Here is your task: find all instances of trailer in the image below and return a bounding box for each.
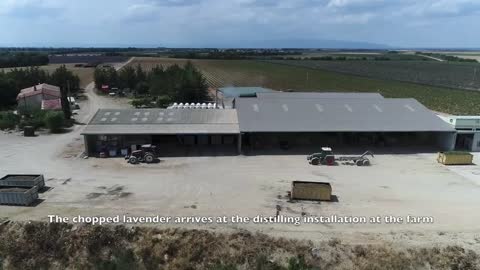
[337,151,374,166]
[0,186,39,206]
[308,148,374,166]
[0,174,45,189]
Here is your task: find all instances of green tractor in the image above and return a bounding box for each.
[307,147,335,166]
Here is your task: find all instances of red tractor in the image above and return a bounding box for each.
[126,144,158,164]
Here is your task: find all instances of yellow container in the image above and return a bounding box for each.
[291,181,332,201]
[437,152,473,165]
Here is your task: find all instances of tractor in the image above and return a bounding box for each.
[307,147,335,165]
[126,144,158,164]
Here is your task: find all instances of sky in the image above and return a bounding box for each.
[0,0,479,48]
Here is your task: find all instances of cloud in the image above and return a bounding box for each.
[0,0,479,48]
[399,0,480,18]
[0,0,64,16]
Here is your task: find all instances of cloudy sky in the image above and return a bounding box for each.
[0,0,479,48]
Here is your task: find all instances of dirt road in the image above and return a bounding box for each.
[417,54,445,62]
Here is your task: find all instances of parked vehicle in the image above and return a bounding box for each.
[307,147,335,165]
[125,144,158,164]
[308,148,374,166]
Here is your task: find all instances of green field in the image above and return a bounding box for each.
[129,57,480,115]
[266,60,480,91]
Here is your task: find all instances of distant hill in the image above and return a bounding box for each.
[239,39,390,49]
[176,39,390,49]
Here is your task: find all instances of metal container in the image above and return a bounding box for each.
[0,186,39,206]
[291,181,332,201]
[24,126,35,137]
[437,152,473,165]
[0,174,45,189]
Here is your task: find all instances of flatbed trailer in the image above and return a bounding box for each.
[336,151,374,166]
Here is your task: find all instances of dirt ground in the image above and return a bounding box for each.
[1,125,480,252]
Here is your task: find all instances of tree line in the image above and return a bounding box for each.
[94,61,209,107]
[170,50,302,60]
[0,66,80,109]
[0,52,49,68]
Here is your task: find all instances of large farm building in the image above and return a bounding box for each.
[81,91,458,157]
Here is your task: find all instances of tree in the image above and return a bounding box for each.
[177,61,209,102]
[0,111,19,129]
[156,95,173,108]
[60,85,71,120]
[48,65,74,120]
[118,66,137,90]
[94,67,118,89]
[135,64,146,83]
[49,65,80,93]
[0,73,16,109]
[44,111,65,133]
[94,68,107,89]
[134,81,149,96]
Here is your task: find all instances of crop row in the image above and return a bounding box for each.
[266,60,480,91]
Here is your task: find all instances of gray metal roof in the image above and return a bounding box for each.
[256,92,384,99]
[219,87,274,97]
[236,98,456,133]
[82,109,239,135]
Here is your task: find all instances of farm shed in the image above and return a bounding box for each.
[81,92,458,157]
[235,96,457,151]
[81,109,241,157]
[438,115,480,152]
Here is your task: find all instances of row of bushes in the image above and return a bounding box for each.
[0,110,66,133]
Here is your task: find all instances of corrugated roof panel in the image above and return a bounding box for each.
[219,87,274,97]
[256,92,384,99]
[83,109,240,135]
[236,98,455,132]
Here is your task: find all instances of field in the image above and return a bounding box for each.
[127,57,480,115]
[48,55,129,64]
[289,52,431,61]
[0,64,95,88]
[267,60,480,91]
